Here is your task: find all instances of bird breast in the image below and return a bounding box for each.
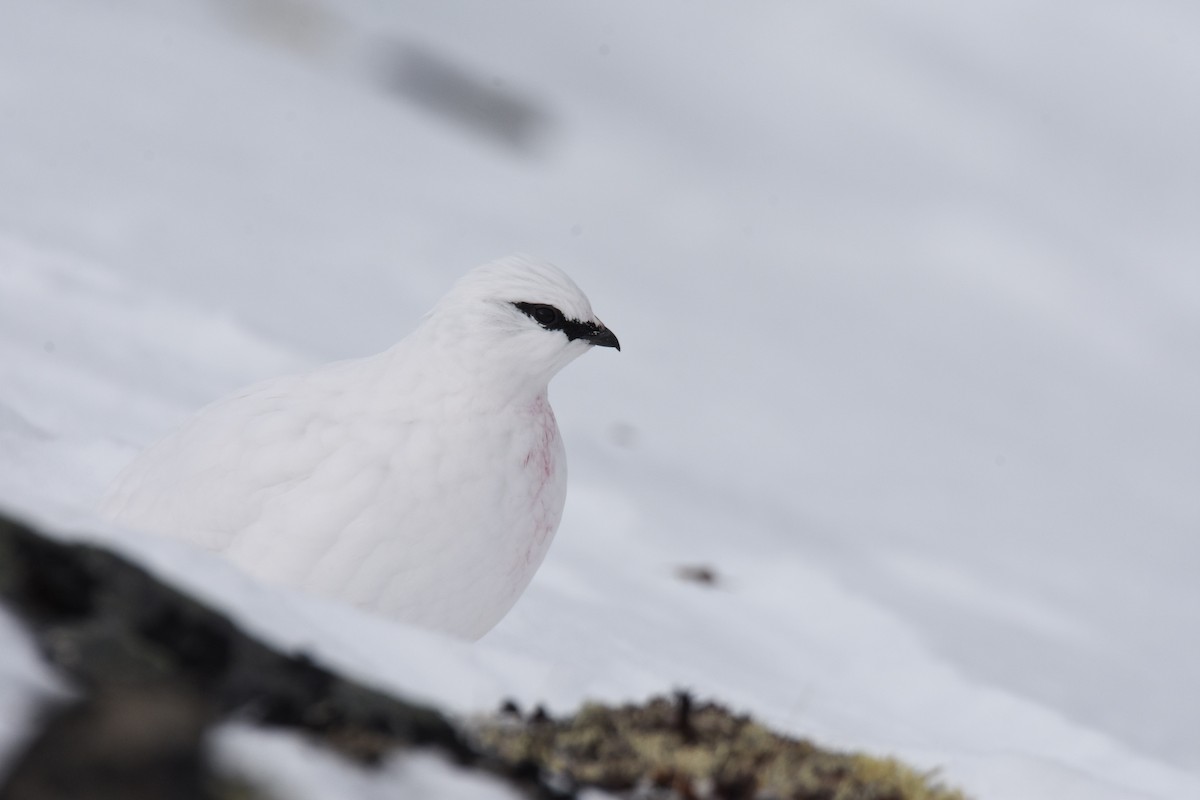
[218,388,569,640]
[520,392,567,567]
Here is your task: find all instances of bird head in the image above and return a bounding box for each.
[420,255,619,390]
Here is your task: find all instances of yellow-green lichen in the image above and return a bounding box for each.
[474,694,969,800]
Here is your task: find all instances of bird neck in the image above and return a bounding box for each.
[384,329,554,413]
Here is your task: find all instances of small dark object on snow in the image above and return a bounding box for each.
[673,689,697,745]
[374,39,555,156]
[675,564,720,587]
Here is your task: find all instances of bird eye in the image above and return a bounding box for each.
[513,301,567,330]
[533,306,561,326]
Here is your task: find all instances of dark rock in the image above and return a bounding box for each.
[0,513,468,757]
[0,684,214,800]
[0,511,553,798]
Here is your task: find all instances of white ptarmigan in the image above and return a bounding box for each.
[100,255,619,640]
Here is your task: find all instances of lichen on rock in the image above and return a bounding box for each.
[474,693,968,800]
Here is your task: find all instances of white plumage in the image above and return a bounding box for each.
[101,256,619,639]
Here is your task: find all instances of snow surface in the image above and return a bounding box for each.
[214,724,525,800]
[1,1,1199,798]
[0,609,68,779]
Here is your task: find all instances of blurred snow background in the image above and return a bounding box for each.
[1,1,1198,797]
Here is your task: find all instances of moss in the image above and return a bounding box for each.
[474,693,969,800]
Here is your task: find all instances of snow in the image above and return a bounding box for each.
[213,724,525,800]
[0,610,69,780]
[2,1,1199,798]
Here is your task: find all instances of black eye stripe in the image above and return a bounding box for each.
[513,302,565,330]
[512,301,605,343]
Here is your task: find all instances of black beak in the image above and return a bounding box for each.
[560,317,621,350]
[589,325,620,351]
